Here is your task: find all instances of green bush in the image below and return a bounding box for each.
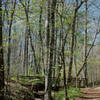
[68,87,82,99]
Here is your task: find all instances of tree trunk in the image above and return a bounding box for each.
[23,25,29,75]
[84,0,88,86]
[0,0,4,99]
[39,5,45,74]
[44,0,56,100]
[7,0,16,82]
[74,36,78,88]
[20,0,38,75]
[77,28,100,77]
[60,4,69,99]
[68,7,77,83]
[68,0,84,83]
[61,45,69,100]
[44,0,51,97]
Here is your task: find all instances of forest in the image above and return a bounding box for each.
[0,0,100,100]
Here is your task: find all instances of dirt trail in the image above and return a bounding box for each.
[74,87,100,100]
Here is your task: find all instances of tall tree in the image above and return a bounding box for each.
[61,32,69,100]
[21,0,30,75]
[45,0,56,100]
[68,0,77,83]
[84,0,88,86]
[68,0,84,83]
[7,0,16,81]
[20,0,38,75]
[0,0,4,99]
[44,0,51,99]
[77,19,100,77]
[19,0,29,75]
[60,1,69,99]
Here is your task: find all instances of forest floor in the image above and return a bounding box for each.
[73,87,100,100]
[8,78,100,100]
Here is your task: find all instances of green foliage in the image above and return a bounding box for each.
[11,77,17,81]
[19,78,44,84]
[54,90,65,100]
[54,87,82,100]
[28,66,34,75]
[68,87,82,99]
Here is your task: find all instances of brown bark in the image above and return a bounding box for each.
[59,2,69,98]
[39,5,44,74]
[61,11,69,100]
[20,0,38,75]
[84,0,88,86]
[22,6,29,76]
[44,1,51,98]
[7,0,16,81]
[45,0,56,100]
[74,35,78,88]
[29,31,38,74]
[46,0,50,72]
[61,41,69,100]
[68,0,84,83]
[68,5,77,83]
[0,0,4,99]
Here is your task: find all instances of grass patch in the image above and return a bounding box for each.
[68,87,82,99]
[54,87,82,100]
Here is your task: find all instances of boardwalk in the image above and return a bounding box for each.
[74,87,100,100]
